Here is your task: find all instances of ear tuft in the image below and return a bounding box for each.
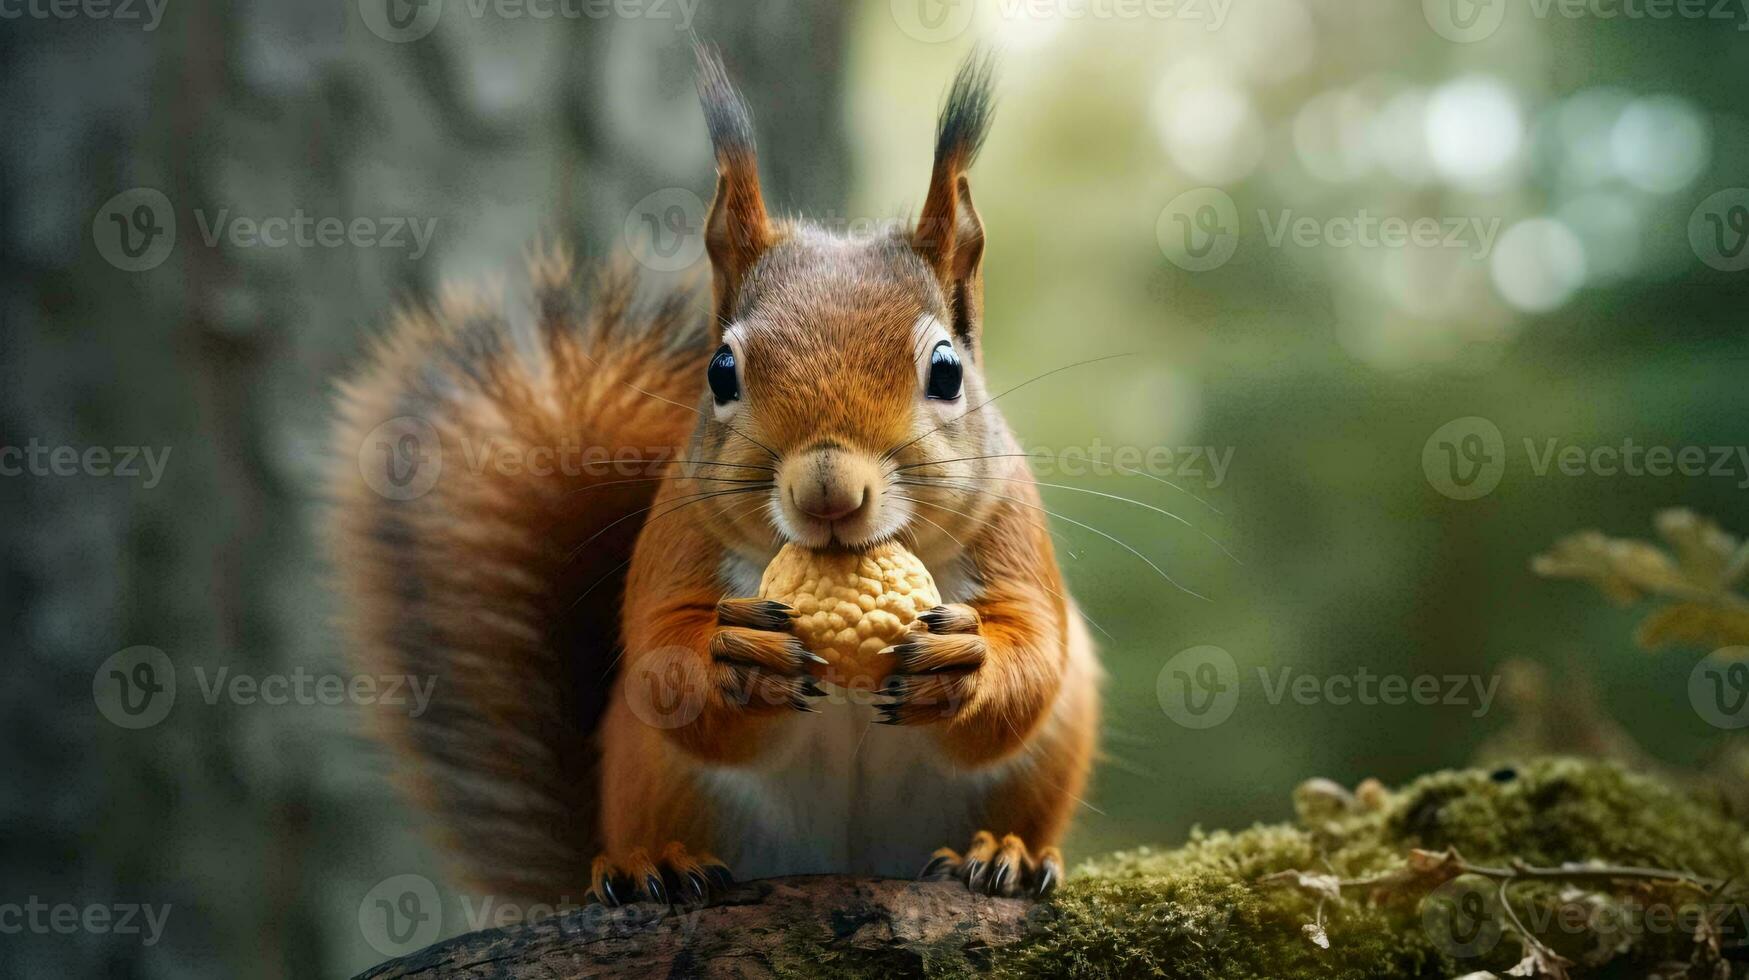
[694,42,758,174]
[694,42,773,327]
[932,48,998,178]
[914,50,997,346]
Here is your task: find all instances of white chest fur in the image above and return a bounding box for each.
[705,551,992,879]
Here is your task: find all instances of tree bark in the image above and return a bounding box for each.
[358,876,1038,980]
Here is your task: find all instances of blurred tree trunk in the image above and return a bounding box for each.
[0,2,849,977]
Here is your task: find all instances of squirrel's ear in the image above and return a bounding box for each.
[695,44,773,329]
[913,51,995,347]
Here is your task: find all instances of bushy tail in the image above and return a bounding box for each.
[326,245,707,902]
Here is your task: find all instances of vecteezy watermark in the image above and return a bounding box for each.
[1156,646,1500,729]
[91,647,177,730]
[358,416,444,502]
[622,189,909,273]
[1422,417,1749,501]
[356,414,699,502]
[1422,417,1507,501]
[357,0,698,44]
[1424,874,1749,959]
[1689,188,1749,272]
[358,874,442,957]
[1691,648,1749,730]
[1257,210,1500,261]
[0,440,171,488]
[94,189,437,271]
[1157,188,1501,273]
[1156,646,1242,728]
[92,188,176,272]
[92,646,438,729]
[1023,442,1234,487]
[624,188,706,273]
[1257,666,1500,717]
[0,0,168,31]
[1425,0,1749,43]
[191,208,436,260]
[890,0,1229,42]
[0,898,172,947]
[358,873,711,958]
[1422,877,1505,957]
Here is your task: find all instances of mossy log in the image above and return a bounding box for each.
[360,759,1749,979]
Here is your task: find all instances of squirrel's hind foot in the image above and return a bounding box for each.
[588,843,733,907]
[920,831,1062,898]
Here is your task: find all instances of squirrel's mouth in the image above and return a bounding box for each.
[778,503,887,552]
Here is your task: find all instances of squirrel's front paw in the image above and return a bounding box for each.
[876,603,986,726]
[710,598,827,713]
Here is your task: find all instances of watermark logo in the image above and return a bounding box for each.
[1158,654,1501,729]
[191,208,436,260]
[1,440,172,487]
[359,874,442,957]
[1156,645,1240,729]
[359,416,444,502]
[1259,210,1500,260]
[622,647,710,730]
[0,898,172,947]
[1157,187,1239,273]
[358,0,443,41]
[359,0,699,44]
[1426,417,1749,500]
[0,0,168,31]
[93,646,176,730]
[93,188,175,272]
[1422,417,1506,501]
[890,0,976,42]
[1422,876,1504,958]
[1162,195,1501,273]
[96,192,437,270]
[94,650,436,729]
[1023,441,1233,487]
[624,188,706,273]
[1689,188,1749,272]
[1690,648,1749,730]
[1423,0,1508,42]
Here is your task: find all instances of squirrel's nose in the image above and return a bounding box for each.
[793,482,866,522]
[782,445,880,528]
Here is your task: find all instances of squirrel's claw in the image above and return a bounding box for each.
[716,597,795,632]
[919,832,1062,899]
[709,617,825,714]
[875,616,986,725]
[588,843,733,908]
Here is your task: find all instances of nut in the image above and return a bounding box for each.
[758,541,941,689]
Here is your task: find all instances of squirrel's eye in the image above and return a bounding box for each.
[925,340,962,400]
[708,344,739,404]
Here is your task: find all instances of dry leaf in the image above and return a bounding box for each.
[1635,603,1749,650]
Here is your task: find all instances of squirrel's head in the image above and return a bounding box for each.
[687,47,1013,563]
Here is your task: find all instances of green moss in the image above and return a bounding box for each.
[985,758,1749,979]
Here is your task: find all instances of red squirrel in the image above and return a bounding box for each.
[328,46,1100,907]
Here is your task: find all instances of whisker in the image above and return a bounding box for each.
[882,351,1134,462]
[909,474,1239,566]
[657,457,777,473]
[564,474,770,497]
[565,484,771,564]
[892,492,1114,641]
[566,345,780,462]
[567,484,772,620]
[896,479,1208,602]
[895,452,1224,517]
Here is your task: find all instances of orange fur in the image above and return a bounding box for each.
[328,48,1100,905]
